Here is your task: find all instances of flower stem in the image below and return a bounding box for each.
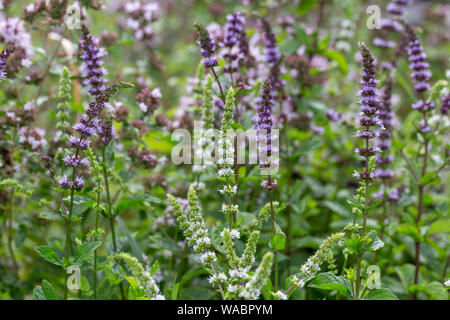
[7,191,18,276]
[102,146,125,300]
[269,177,278,291]
[355,135,370,299]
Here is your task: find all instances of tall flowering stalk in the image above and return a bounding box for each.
[114,253,165,300]
[284,232,345,298]
[353,43,381,299]
[262,21,283,94]
[256,79,279,289]
[167,189,225,298]
[194,22,225,101]
[217,88,238,227]
[59,24,131,299]
[79,25,107,97]
[222,12,245,83]
[398,19,436,299]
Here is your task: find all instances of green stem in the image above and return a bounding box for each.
[355,135,370,299]
[7,191,18,276]
[102,146,125,300]
[269,179,278,291]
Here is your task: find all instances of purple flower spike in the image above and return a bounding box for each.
[194,22,218,68]
[223,12,245,74]
[400,21,431,94]
[99,118,114,145]
[79,25,107,97]
[354,43,381,181]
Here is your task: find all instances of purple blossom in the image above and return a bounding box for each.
[402,22,431,93]
[194,22,218,68]
[69,135,90,150]
[440,94,449,115]
[375,75,394,171]
[59,176,73,189]
[326,109,341,122]
[354,43,381,181]
[64,154,89,168]
[98,118,114,145]
[262,21,283,91]
[0,46,16,78]
[74,176,85,190]
[387,0,409,16]
[79,25,107,97]
[223,12,245,48]
[222,12,245,74]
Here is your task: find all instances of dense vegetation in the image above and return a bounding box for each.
[0,0,448,300]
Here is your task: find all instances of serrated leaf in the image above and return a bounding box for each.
[427,220,450,235]
[366,230,384,251]
[397,224,423,242]
[309,272,352,297]
[72,241,101,265]
[34,246,63,266]
[364,288,398,300]
[271,233,286,251]
[419,172,440,186]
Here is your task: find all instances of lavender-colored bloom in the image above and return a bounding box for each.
[262,21,283,91]
[64,154,89,168]
[74,176,85,190]
[401,22,431,94]
[223,12,245,74]
[73,121,96,137]
[0,46,16,78]
[59,176,73,189]
[194,22,218,68]
[326,109,340,122]
[354,43,381,181]
[79,25,107,96]
[375,75,394,175]
[69,135,90,150]
[412,100,434,112]
[98,118,114,145]
[223,12,245,48]
[256,80,278,191]
[387,0,409,16]
[440,94,449,115]
[85,101,105,118]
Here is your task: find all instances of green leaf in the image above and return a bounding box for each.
[394,264,416,291]
[171,282,180,300]
[366,230,384,251]
[116,199,144,214]
[72,241,101,265]
[297,0,319,16]
[322,200,351,217]
[419,172,440,186]
[34,246,63,266]
[117,216,144,261]
[410,282,448,300]
[364,288,398,300]
[309,272,352,297]
[397,224,423,242]
[151,260,160,276]
[271,233,286,251]
[427,220,450,235]
[32,286,46,300]
[344,238,363,253]
[33,280,60,300]
[319,49,348,75]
